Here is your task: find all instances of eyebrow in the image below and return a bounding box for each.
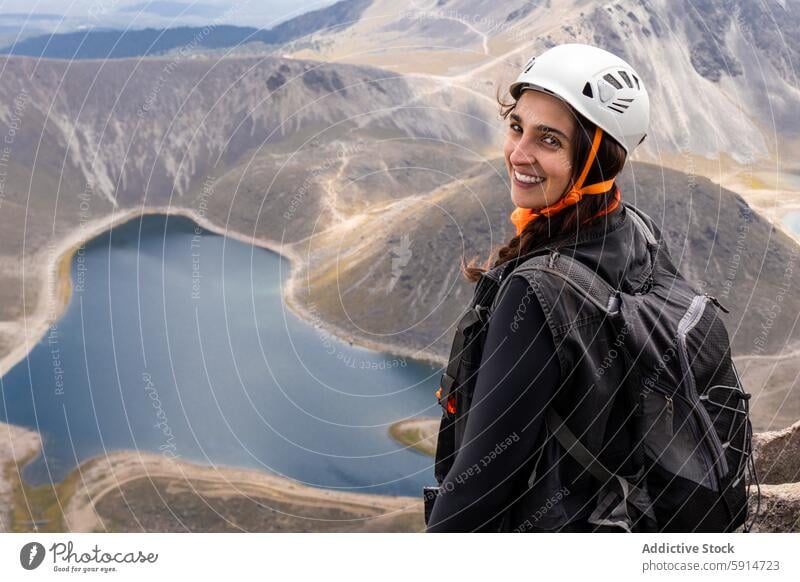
[509,113,570,140]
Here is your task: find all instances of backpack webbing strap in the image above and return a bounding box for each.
[545,408,615,485]
[625,204,658,246]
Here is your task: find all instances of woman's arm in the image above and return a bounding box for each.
[426,275,560,532]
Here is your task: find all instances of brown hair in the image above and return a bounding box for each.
[460,87,627,282]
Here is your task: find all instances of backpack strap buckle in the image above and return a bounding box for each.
[436,373,457,415]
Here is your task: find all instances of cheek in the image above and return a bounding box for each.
[543,152,571,182]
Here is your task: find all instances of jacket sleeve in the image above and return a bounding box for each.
[426,274,561,532]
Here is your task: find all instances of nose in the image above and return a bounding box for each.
[509,138,537,169]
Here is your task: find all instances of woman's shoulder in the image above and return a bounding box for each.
[490,273,546,330]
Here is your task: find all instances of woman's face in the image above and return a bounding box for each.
[503,89,576,210]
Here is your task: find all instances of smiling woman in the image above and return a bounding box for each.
[427,43,653,533]
[428,43,754,534]
[424,44,758,532]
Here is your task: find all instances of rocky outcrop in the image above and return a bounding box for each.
[753,419,800,485]
[747,420,800,532]
[747,483,800,533]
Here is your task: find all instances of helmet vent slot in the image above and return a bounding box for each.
[582,82,594,98]
[618,70,633,88]
[602,73,622,89]
[523,56,535,73]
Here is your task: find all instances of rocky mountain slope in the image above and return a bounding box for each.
[288,0,800,179]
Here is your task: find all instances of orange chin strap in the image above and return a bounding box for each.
[510,126,619,237]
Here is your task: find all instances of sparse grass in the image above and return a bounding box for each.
[5,451,78,532]
[389,419,438,457]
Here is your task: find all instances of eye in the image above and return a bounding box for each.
[509,122,522,133]
[542,133,561,148]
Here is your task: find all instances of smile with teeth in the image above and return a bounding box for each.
[514,169,546,184]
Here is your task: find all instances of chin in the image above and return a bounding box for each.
[511,189,547,210]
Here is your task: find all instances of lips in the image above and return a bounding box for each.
[513,168,546,188]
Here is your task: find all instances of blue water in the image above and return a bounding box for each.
[783,210,800,235]
[0,214,443,496]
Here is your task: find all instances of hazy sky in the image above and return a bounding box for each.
[0,0,340,29]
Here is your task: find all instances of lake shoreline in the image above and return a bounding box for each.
[0,206,443,523]
[0,205,447,382]
[0,428,424,532]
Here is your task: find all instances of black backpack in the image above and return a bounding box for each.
[429,204,760,532]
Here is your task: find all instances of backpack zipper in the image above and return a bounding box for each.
[664,394,674,436]
[676,295,730,489]
[648,382,714,477]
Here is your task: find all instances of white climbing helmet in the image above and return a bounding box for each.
[509,43,649,155]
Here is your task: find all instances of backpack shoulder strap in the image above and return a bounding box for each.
[624,203,663,280]
[494,251,621,314]
[625,203,658,246]
[436,268,502,416]
[494,204,658,315]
